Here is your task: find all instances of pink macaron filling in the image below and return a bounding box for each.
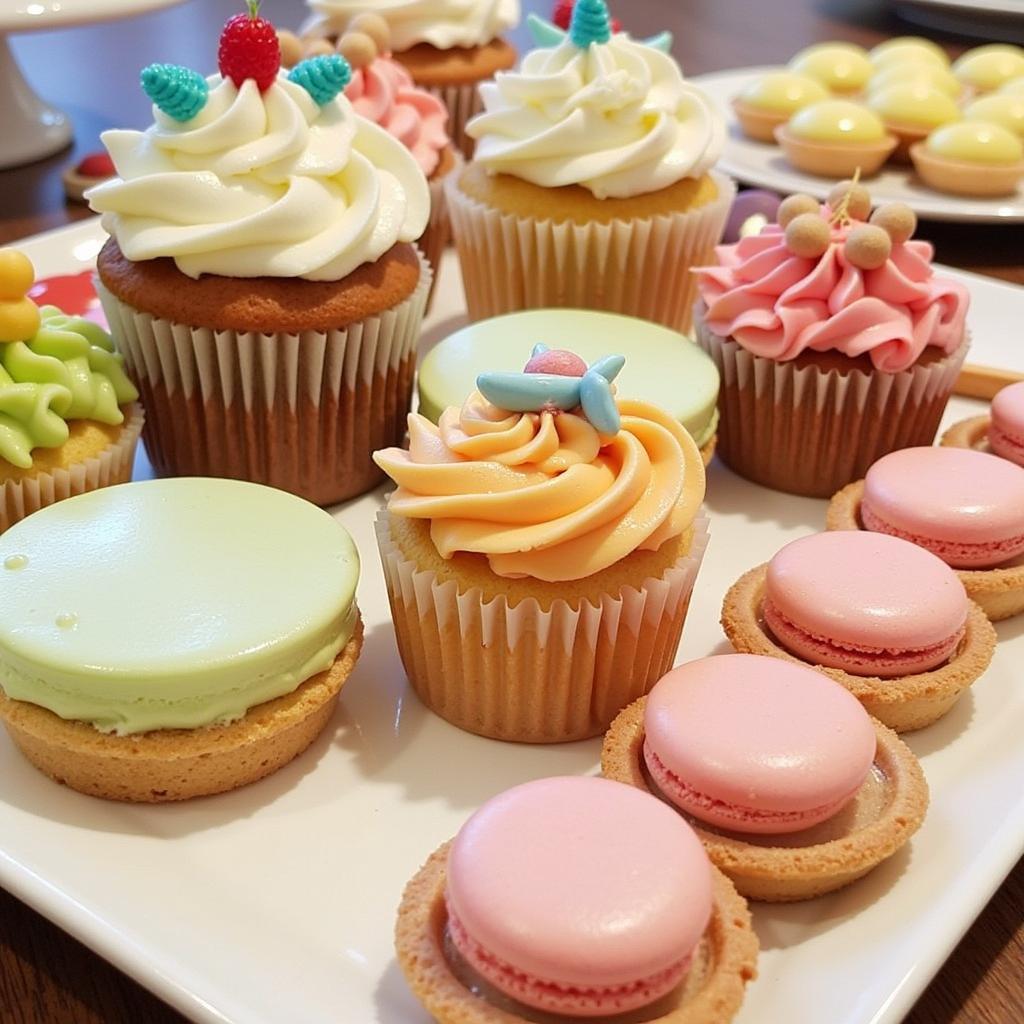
[446,898,692,1017]
[988,381,1024,468]
[643,655,877,837]
[444,777,712,1019]
[763,600,963,678]
[861,446,1024,569]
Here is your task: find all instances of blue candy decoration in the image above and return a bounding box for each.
[527,12,672,53]
[476,349,625,435]
[141,64,209,123]
[288,54,352,106]
[570,0,612,47]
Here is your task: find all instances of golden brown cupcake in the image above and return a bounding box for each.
[602,655,929,902]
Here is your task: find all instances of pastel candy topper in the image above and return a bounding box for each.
[527,0,673,52]
[476,344,625,436]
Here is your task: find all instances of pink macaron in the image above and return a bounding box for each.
[764,531,969,677]
[860,446,1024,569]
[643,654,876,835]
[445,776,712,1018]
[989,381,1024,467]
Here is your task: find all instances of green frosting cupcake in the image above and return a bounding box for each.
[0,306,138,469]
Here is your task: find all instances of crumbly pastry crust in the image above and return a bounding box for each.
[393,39,517,87]
[720,565,996,730]
[940,414,992,454]
[395,841,758,1024]
[909,143,1024,198]
[730,100,788,144]
[96,237,422,333]
[601,699,929,903]
[827,480,1024,622]
[0,616,363,802]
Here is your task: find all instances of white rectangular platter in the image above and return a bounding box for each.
[1,218,1022,1024]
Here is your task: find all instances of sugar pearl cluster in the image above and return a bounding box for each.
[277,13,391,71]
[777,181,918,270]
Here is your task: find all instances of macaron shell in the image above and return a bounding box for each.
[643,655,877,820]
[989,381,1024,466]
[765,530,968,652]
[862,447,1024,547]
[446,776,712,990]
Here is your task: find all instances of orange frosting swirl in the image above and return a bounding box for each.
[373,392,705,581]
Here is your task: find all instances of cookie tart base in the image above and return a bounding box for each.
[940,415,992,454]
[395,841,758,1024]
[0,617,363,803]
[721,565,995,731]
[602,698,929,902]
[827,480,1024,622]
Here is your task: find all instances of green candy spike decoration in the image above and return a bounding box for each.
[141,64,209,122]
[288,54,352,106]
[569,0,612,47]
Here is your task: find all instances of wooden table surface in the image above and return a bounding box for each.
[0,0,1021,1022]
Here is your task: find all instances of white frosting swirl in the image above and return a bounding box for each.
[303,0,519,51]
[468,36,725,199]
[87,75,430,281]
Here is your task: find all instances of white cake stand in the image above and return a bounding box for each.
[0,0,188,169]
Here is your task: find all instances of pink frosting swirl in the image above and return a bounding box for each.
[345,56,449,177]
[695,214,969,373]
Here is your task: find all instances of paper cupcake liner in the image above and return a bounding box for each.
[97,254,431,507]
[0,403,144,534]
[421,155,461,310]
[446,169,736,334]
[375,511,710,743]
[422,82,483,160]
[694,305,969,498]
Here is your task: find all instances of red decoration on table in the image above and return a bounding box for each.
[75,152,115,178]
[29,271,106,327]
[553,0,622,33]
[218,1,282,92]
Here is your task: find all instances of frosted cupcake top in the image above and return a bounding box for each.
[467,2,723,199]
[303,0,519,51]
[695,182,969,373]
[88,13,429,283]
[373,346,706,582]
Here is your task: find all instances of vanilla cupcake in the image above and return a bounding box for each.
[301,0,520,156]
[0,250,143,533]
[447,0,733,333]
[373,346,708,743]
[88,8,430,506]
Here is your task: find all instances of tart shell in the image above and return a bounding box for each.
[395,840,758,1024]
[731,99,789,143]
[0,616,363,802]
[602,699,929,902]
[774,124,898,178]
[940,414,992,454]
[909,142,1024,197]
[827,480,1024,622]
[721,565,996,730]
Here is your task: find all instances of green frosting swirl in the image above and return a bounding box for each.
[0,306,138,469]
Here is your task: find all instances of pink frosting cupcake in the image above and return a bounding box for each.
[693,181,969,497]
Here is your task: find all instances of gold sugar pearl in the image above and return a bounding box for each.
[869,203,917,244]
[777,193,819,228]
[305,38,336,58]
[350,12,391,53]
[785,213,832,258]
[845,224,892,269]
[276,30,305,69]
[827,180,872,221]
[338,31,377,69]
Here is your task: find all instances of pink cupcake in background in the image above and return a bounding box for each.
[341,20,457,301]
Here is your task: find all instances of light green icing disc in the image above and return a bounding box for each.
[418,310,720,448]
[0,478,359,735]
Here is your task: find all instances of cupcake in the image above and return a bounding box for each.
[0,478,362,802]
[0,249,143,534]
[301,1,520,157]
[396,776,758,1022]
[417,309,721,464]
[827,446,1024,622]
[335,21,458,304]
[693,181,970,498]
[603,654,929,901]
[373,346,709,743]
[941,379,1024,465]
[910,121,1024,197]
[775,100,897,177]
[446,1,734,334]
[721,531,995,731]
[87,7,431,506]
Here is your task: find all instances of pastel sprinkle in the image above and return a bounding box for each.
[141,64,209,123]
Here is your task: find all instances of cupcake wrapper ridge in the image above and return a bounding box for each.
[425,82,484,160]
[446,170,735,334]
[375,511,710,743]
